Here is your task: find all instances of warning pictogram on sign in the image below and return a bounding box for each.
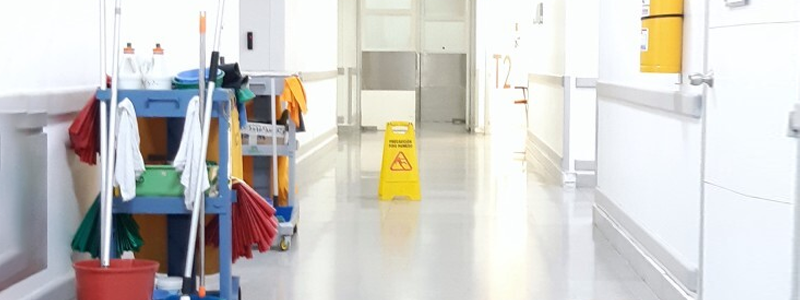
[390,152,413,171]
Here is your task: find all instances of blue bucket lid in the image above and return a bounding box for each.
[165,295,222,300]
[152,289,171,300]
[174,68,225,84]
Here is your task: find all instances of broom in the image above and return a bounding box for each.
[71,195,144,258]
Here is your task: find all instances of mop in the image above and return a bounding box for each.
[99,0,124,269]
[205,180,279,262]
[197,11,207,298]
[180,2,225,298]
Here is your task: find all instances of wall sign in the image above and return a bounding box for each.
[533,3,544,25]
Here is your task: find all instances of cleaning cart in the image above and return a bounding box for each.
[244,71,300,251]
[96,89,241,300]
[92,0,241,299]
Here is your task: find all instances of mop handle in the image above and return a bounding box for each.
[101,0,123,268]
[198,11,207,292]
[270,77,279,203]
[97,0,109,268]
[183,0,225,293]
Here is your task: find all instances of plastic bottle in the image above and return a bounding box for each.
[144,43,173,90]
[118,43,144,90]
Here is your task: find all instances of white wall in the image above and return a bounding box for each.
[564,0,598,163]
[105,0,240,76]
[0,1,100,93]
[284,0,339,145]
[597,0,705,282]
[474,0,597,171]
[0,1,101,299]
[524,0,566,158]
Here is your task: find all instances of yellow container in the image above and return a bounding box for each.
[640,16,683,73]
[645,0,683,17]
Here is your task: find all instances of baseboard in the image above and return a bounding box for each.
[594,190,697,300]
[28,274,75,300]
[296,127,338,187]
[337,125,360,135]
[576,160,597,188]
[526,131,575,186]
[0,271,76,300]
[576,171,597,188]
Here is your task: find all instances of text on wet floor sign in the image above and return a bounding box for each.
[379,121,421,201]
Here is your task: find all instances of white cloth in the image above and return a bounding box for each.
[173,96,210,210]
[114,98,146,201]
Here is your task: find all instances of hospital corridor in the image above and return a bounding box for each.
[1,0,799,300]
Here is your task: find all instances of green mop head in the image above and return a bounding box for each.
[71,195,144,258]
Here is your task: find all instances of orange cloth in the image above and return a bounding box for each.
[279,76,307,126]
[207,95,244,179]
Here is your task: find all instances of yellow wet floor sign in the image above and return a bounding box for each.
[379,122,421,200]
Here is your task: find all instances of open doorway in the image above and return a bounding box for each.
[355,0,473,131]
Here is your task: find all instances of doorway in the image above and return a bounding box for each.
[357,0,471,130]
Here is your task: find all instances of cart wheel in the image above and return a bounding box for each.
[280,236,291,251]
[294,225,298,234]
[239,287,242,300]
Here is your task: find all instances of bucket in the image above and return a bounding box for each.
[156,277,183,296]
[73,259,159,300]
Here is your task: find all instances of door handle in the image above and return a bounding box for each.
[689,71,714,88]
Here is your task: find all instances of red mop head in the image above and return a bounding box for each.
[205,180,279,262]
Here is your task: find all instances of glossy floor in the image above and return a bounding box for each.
[231,124,658,300]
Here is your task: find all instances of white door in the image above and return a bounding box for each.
[419,0,469,125]
[700,2,800,299]
[360,0,419,130]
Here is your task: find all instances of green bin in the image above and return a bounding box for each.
[135,165,219,197]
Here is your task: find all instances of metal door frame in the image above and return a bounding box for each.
[356,0,475,131]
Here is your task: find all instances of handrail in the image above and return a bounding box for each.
[300,70,339,82]
[528,73,565,87]
[597,82,703,118]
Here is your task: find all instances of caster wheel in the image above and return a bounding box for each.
[280,236,291,251]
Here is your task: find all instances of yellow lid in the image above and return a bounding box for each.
[644,0,683,18]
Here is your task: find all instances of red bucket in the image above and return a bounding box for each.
[73,259,159,300]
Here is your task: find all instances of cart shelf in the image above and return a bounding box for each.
[96,89,230,118]
[112,194,237,215]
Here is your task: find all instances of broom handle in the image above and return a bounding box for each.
[183,0,225,292]
[101,0,123,268]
